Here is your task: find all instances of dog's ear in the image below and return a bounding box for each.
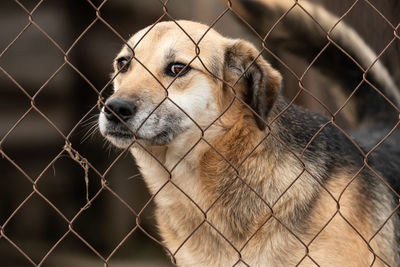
[223,40,282,130]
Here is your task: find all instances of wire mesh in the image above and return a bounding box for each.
[1,0,399,266]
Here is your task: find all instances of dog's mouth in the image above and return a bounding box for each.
[102,126,135,148]
[105,129,176,148]
[106,129,134,140]
[100,118,179,148]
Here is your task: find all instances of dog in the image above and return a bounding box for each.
[98,0,400,265]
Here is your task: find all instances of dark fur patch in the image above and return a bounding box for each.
[166,48,176,61]
[208,56,221,80]
[244,63,269,129]
[224,41,278,130]
[237,0,266,17]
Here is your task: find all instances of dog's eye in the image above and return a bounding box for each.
[167,63,191,77]
[116,57,131,73]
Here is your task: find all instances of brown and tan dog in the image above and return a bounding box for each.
[98,1,400,265]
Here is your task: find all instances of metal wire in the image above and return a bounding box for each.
[1,0,399,266]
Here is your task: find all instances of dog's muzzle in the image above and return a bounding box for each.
[99,97,183,147]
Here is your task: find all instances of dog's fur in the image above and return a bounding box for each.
[98,0,400,265]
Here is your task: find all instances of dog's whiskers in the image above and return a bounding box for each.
[81,123,99,144]
[80,114,100,144]
[81,114,100,127]
[127,173,141,180]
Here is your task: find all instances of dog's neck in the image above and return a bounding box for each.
[130,95,327,211]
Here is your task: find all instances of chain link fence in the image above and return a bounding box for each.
[1,0,400,266]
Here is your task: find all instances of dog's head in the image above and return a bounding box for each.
[99,20,282,148]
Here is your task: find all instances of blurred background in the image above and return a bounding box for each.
[1,0,399,266]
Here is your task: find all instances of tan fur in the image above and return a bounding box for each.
[99,18,399,266]
[305,172,389,266]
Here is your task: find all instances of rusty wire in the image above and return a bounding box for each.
[1,0,400,266]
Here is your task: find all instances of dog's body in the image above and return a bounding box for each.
[98,0,400,265]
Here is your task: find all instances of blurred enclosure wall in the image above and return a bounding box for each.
[0,0,399,266]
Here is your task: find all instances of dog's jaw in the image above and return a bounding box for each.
[98,106,186,148]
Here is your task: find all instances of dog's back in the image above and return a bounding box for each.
[231,0,400,191]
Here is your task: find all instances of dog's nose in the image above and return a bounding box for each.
[104,98,136,122]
